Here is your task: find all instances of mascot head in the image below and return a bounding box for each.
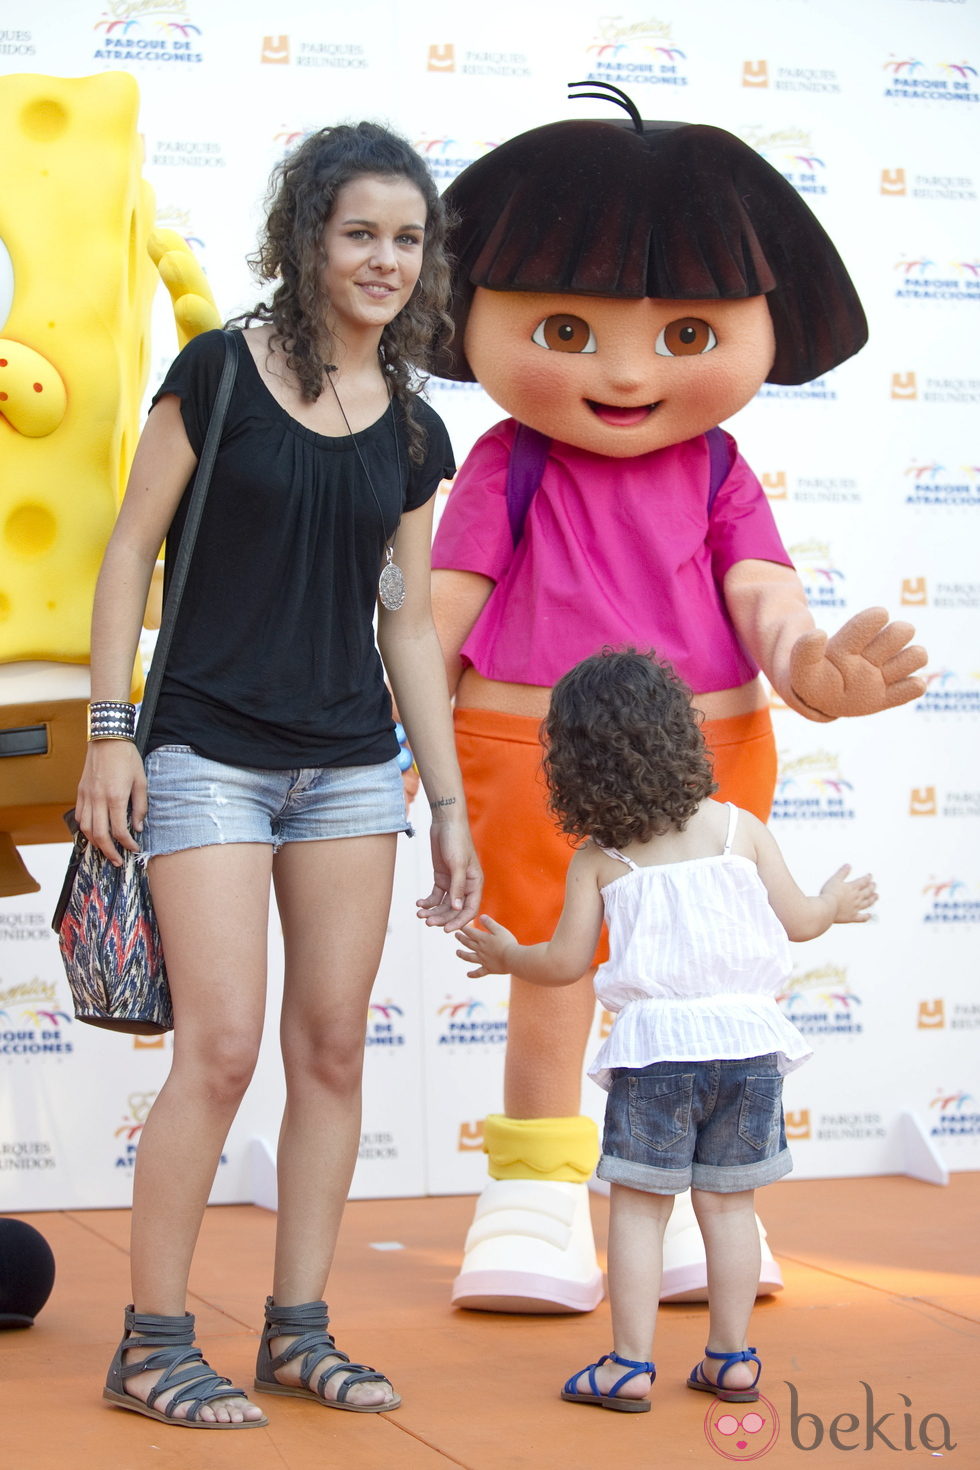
[435,87,867,457]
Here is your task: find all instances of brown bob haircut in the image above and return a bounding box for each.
[434,113,867,386]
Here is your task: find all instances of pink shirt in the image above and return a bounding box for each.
[431,420,792,693]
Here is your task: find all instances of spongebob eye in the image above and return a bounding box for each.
[655,317,717,356]
[0,236,13,332]
[531,314,597,353]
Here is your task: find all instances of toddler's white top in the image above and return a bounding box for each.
[588,804,812,1090]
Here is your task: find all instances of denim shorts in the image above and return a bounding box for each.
[141,745,409,859]
[596,1054,791,1194]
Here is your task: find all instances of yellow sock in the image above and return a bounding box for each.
[484,1114,599,1184]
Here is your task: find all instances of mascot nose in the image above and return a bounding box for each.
[596,331,663,398]
[603,359,656,398]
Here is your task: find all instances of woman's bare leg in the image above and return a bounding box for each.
[267,833,398,1407]
[121,843,272,1424]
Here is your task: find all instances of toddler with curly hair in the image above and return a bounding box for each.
[456,647,876,1413]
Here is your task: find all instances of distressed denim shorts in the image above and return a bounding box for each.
[597,1053,791,1194]
[141,744,409,859]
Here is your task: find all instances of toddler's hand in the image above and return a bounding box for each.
[455,916,516,978]
[821,863,878,922]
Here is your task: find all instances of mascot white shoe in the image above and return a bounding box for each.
[451,1116,603,1312]
[451,1116,781,1311]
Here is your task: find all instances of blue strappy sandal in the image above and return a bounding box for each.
[561,1351,655,1412]
[687,1346,762,1402]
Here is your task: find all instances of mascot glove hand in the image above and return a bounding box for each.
[789,606,927,719]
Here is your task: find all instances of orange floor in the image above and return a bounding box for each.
[2,1174,978,1469]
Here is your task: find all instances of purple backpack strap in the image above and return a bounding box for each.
[704,424,731,513]
[505,422,553,546]
[505,422,731,547]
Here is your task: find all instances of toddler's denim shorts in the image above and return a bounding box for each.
[141,744,409,859]
[597,1053,791,1194]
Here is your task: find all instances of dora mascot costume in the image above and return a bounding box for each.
[431,86,926,1313]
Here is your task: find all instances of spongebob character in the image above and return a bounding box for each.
[0,71,217,896]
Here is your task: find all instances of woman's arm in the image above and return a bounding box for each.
[378,500,482,929]
[74,396,198,862]
[455,845,605,985]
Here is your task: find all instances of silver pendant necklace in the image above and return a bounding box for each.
[324,366,406,611]
[378,547,406,612]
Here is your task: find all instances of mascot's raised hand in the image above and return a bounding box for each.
[429,84,924,1314]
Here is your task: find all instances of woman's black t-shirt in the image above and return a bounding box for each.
[146,329,454,769]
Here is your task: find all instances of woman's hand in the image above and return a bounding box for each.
[74,740,147,864]
[416,812,483,930]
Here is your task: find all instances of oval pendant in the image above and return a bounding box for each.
[379,560,406,611]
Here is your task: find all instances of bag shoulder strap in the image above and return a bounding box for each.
[134,329,239,754]
[504,422,732,549]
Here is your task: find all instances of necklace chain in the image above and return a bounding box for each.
[325,370,406,612]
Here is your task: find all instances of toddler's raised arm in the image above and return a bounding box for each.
[455,844,605,983]
[748,814,877,940]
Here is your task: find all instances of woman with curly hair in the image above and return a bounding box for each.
[457,647,876,1412]
[75,121,480,1428]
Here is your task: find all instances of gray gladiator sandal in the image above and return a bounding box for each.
[253,1296,401,1412]
[104,1304,268,1428]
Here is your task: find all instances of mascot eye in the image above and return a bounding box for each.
[655,318,717,357]
[531,314,597,353]
[0,235,13,331]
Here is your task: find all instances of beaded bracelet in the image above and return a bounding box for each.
[87,701,137,742]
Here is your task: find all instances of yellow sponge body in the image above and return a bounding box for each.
[0,72,157,663]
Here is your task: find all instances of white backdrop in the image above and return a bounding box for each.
[1,0,979,1211]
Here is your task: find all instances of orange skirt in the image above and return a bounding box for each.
[454,704,776,959]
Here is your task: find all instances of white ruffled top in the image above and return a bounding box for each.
[588,804,813,1091]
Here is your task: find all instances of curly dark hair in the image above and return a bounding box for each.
[233,121,453,463]
[543,648,717,849]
